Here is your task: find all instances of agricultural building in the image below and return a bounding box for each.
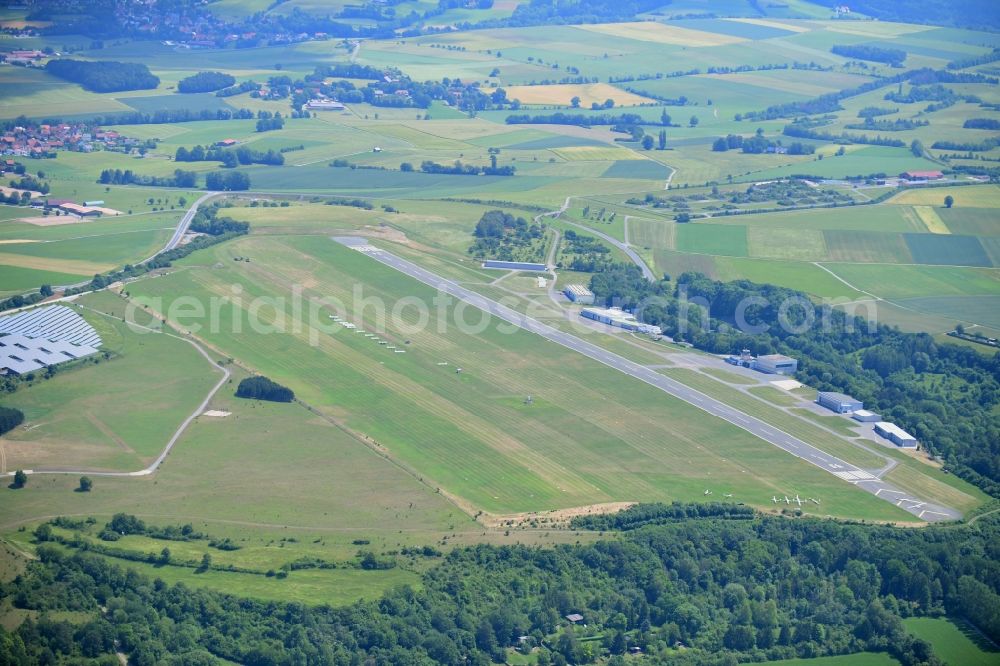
[901,170,943,181]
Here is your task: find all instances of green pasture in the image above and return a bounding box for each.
[676,222,748,257]
[903,617,1000,666]
[0,265,83,295]
[736,146,941,182]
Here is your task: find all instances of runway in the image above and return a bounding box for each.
[333,236,962,523]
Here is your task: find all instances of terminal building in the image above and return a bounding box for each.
[581,306,661,337]
[725,350,798,375]
[816,391,863,414]
[482,259,547,272]
[563,284,595,304]
[874,421,918,448]
[753,354,798,375]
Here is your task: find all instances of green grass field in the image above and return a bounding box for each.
[903,617,1000,666]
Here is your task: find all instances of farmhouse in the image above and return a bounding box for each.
[59,203,102,216]
[901,170,943,181]
[563,284,595,304]
[816,391,863,414]
[581,306,662,336]
[874,422,918,448]
[753,354,798,375]
[306,99,346,111]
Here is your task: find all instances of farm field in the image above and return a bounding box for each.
[500,83,655,107]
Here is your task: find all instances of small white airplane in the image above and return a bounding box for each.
[809,498,821,505]
[772,496,779,504]
[723,493,733,498]
[783,495,791,504]
[704,489,713,496]
[794,495,804,506]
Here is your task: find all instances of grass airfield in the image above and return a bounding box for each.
[1,5,999,607]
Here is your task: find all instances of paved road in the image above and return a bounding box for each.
[158,191,219,255]
[538,197,657,282]
[334,235,961,523]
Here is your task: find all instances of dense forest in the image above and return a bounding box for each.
[468,209,546,261]
[235,376,295,402]
[177,71,236,94]
[205,171,251,192]
[831,45,906,67]
[2,511,998,664]
[0,405,24,435]
[44,59,159,92]
[586,271,1000,497]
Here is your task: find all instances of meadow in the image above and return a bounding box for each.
[902,617,1000,666]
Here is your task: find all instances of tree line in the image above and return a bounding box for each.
[98,168,197,188]
[832,44,906,66]
[2,510,998,664]
[506,112,644,127]
[45,59,159,92]
[588,269,1000,496]
[175,145,285,167]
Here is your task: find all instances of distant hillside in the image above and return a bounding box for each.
[809,0,1000,31]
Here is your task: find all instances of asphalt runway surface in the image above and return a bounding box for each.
[334,236,961,522]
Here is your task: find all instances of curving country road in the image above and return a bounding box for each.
[333,235,961,523]
[537,196,657,282]
[1,311,230,479]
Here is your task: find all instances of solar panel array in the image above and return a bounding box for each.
[0,333,99,374]
[0,305,103,348]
